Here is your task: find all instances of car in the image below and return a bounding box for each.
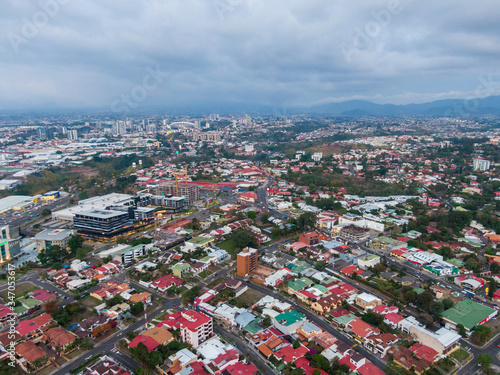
[497,344,500,348]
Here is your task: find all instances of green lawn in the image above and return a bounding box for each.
[199,270,213,279]
[217,239,237,258]
[450,348,469,363]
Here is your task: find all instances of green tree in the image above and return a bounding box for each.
[477,353,493,369]
[130,301,144,315]
[68,235,84,254]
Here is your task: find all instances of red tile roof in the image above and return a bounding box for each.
[128,335,159,352]
[357,363,385,375]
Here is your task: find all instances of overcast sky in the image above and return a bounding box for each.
[1,0,499,112]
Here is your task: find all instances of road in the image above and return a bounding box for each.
[214,326,275,375]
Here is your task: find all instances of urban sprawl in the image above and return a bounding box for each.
[1,113,500,375]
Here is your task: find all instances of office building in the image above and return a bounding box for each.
[0,225,21,263]
[237,247,258,277]
[34,229,75,251]
[74,209,131,239]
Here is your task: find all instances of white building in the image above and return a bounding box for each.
[357,255,381,270]
[312,152,323,162]
[473,158,490,171]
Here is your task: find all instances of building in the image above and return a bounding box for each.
[355,293,382,310]
[73,209,131,239]
[236,247,258,277]
[68,129,78,141]
[0,179,22,190]
[399,316,461,355]
[441,299,497,332]
[473,158,490,171]
[340,224,370,242]
[190,131,221,141]
[172,262,192,278]
[238,191,258,204]
[157,183,200,205]
[159,310,213,348]
[0,225,21,263]
[34,229,74,251]
[273,310,307,335]
[357,254,380,270]
[311,152,323,162]
[299,232,320,246]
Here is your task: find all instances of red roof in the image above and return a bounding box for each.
[357,363,385,375]
[384,313,404,324]
[409,343,439,363]
[159,310,212,332]
[16,320,40,337]
[0,305,13,319]
[128,335,159,352]
[224,362,258,375]
[295,358,328,375]
[348,318,380,338]
[274,344,308,363]
[340,265,364,276]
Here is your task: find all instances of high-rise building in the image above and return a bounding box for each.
[37,127,47,140]
[156,183,199,205]
[237,247,258,277]
[68,129,78,141]
[473,158,490,171]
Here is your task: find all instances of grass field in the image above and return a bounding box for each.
[450,348,469,363]
[199,270,213,279]
[0,281,38,301]
[234,289,264,308]
[217,239,237,258]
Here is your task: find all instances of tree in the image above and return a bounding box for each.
[292,340,301,349]
[231,229,257,249]
[456,324,467,337]
[130,301,144,315]
[477,353,493,369]
[248,211,257,220]
[297,212,316,230]
[490,262,500,274]
[79,190,89,200]
[41,208,51,216]
[75,247,90,260]
[404,290,417,304]
[442,298,454,310]
[68,235,84,254]
[44,299,59,314]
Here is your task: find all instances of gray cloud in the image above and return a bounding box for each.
[0,0,499,111]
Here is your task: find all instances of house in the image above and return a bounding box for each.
[296,321,322,339]
[42,327,78,353]
[355,293,382,310]
[384,313,404,329]
[409,343,439,363]
[172,262,192,278]
[274,344,309,363]
[129,335,160,352]
[345,318,380,342]
[363,332,399,357]
[150,274,184,292]
[272,310,307,335]
[357,363,385,375]
[310,295,341,315]
[141,327,173,346]
[388,345,432,375]
[0,304,16,328]
[129,292,152,305]
[340,265,364,278]
[299,232,320,246]
[15,341,48,371]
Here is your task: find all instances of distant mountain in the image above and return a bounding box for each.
[300,95,500,116]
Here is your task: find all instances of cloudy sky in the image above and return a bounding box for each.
[1,0,499,112]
